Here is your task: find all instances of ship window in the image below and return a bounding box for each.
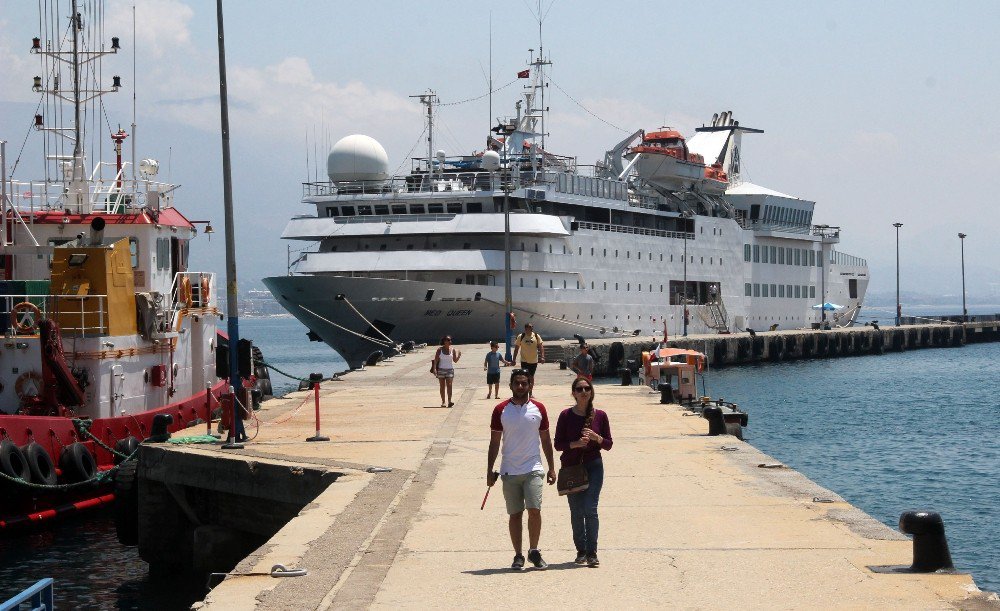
[535,279,539,288]
[771,284,777,296]
[710,257,714,265]
[563,245,566,254]
[744,244,751,262]
[779,285,785,298]
[447,203,462,214]
[809,250,815,266]
[535,243,539,252]
[753,283,760,297]
[603,249,607,257]
[591,281,594,289]
[363,244,370,250]
[700,257,704,264]
[549,244,553,253]
[615,250,619,257]
[326,207,335,217]
[786,247,793,264]
[794,249,801,266]
[770,246,776,263]
[410,204,425,214]
[428,203,444,213]
[670,255,673,262]
[627,251,630,259]
[810,286,816,298]
[391,204,406,215]
[340,206,355,216]
[466,274,475,284]
[802,285,809,298]
[406,244,413,250]
[660,285,663,292]
[638,284,641,291]
[520,278,524,287]
[762,284,769,297]
[745,283,752,297]
[700,226,704,234]
[778,248,785,264]
[627,283,631,291]
[549,279,553,288]
[578,247,582,255]
[380,244,387,250]
[794,285,801,298]
[156,238,169,270]
[358,205,373,215]
[787,285,793,298]
[752,245,759,262]
[563,280,567,289]
[762,247,769,264]
[615,283,619,290]
[478,275,487,285]
[455,277,463,284]
[464,243,471,249]
[129,238,139,268]
[591,248,594,256]
[374,205,390,215]
[467,202,483,213]
[604,282,607,290]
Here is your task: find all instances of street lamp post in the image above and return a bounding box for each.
[893,222,903,326]
[503,174,514,361]
[682,219,689,337]
[958,232,967,322]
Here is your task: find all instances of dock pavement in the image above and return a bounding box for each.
[186,342,997,610]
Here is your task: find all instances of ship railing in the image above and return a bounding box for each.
[0,293,109,336]
[747,219,812,234]
[302,170,558,198]
[168,271,216,312]
[3,173,178,215]
[2,577,54,611]
[573,220,694,240]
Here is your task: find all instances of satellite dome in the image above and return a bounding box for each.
[327,135,389,182]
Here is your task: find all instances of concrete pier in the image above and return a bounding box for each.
[546,321,1000,376]
[131,342,998,609]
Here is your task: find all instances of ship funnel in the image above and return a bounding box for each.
[90,217,106,245]
[712,113,719,126]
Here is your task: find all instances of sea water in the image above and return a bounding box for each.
[1,316,996,608]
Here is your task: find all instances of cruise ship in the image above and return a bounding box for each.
[264,55,868,368]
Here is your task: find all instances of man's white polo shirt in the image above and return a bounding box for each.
[490,398,549,476]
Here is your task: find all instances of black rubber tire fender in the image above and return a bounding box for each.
[20,441,57,486]
[114,458,140,546]
[0,439,30,482]
[59,442,97,483]
[113,436,140,465]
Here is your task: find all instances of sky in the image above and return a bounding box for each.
[1,0,998,302]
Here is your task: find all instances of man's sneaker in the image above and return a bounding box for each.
[586,553,600,567]
[527,549,548,570]
[511,554,525,571]
[574,552,587,565]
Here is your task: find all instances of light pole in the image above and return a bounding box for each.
[503,173,513,361]
[958,232,967,322]
[893,222,903,326]
[682,218,689,337]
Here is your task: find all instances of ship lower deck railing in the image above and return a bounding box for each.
[0,293,109,336]
[573,220,694,240]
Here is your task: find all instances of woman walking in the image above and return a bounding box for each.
[553,379,612,566]
[431,336,462,407]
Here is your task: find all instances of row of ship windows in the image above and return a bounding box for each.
[746,283,816,299]
[745,244,821,267]
[325,202,482,217]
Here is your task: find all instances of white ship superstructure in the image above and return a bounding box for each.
[264,58,868,368]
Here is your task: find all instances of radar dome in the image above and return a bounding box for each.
[481,150,501,171]
[327,135,389,182]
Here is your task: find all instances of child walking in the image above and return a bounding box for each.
[483,341,506,399]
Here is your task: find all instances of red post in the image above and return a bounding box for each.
[306,373,329,442]
[221,385,244,449]
[205,384,220,438]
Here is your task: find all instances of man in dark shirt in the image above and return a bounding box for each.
[570,344,595,381]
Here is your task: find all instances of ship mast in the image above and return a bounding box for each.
[410,91,439,181]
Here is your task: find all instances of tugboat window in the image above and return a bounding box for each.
[68,253,89,267]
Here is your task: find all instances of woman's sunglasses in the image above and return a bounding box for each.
[572,386,592,393]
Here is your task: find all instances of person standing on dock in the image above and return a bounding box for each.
[512,323,545,388]
[487,369,557,570]
[483,340,506,399]
[553,378,612,567]
[431,336,462,408]
[570,343,595,381]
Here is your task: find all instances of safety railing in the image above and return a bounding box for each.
[169,271,216,311]
[0,294,108,336]
[1,577,54,610]
[573,220,694,240]
[3,173,178,215]
[302,171,556,197]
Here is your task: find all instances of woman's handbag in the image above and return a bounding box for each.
[556,462,588,496]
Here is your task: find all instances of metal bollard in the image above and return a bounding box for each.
[702,406,726,436]
[658,382,673,404]
[899,511,954,572]
[559,361,567,370]
[619,367,632,386]
[306,373,330,442]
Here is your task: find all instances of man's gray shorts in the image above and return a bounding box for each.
[501,471,544,515]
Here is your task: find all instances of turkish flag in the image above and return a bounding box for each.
[517,69,530,78]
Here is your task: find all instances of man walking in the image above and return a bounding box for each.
[512,323,544,383]
[487,369,557,570]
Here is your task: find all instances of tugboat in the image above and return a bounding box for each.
[0,0,234,528]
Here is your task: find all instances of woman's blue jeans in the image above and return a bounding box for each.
[566,458,604,554]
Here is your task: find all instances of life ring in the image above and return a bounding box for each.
[179,276,193,307]
[200,275,211,306]
[20,441,57,486]
[641,351,652,378]
[14,371,43,400]
[59,442,97,483]
[10,301,41,334]
[0,440,30,482]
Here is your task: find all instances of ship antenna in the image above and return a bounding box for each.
[409,90,439,184]
[131,3,137,183]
